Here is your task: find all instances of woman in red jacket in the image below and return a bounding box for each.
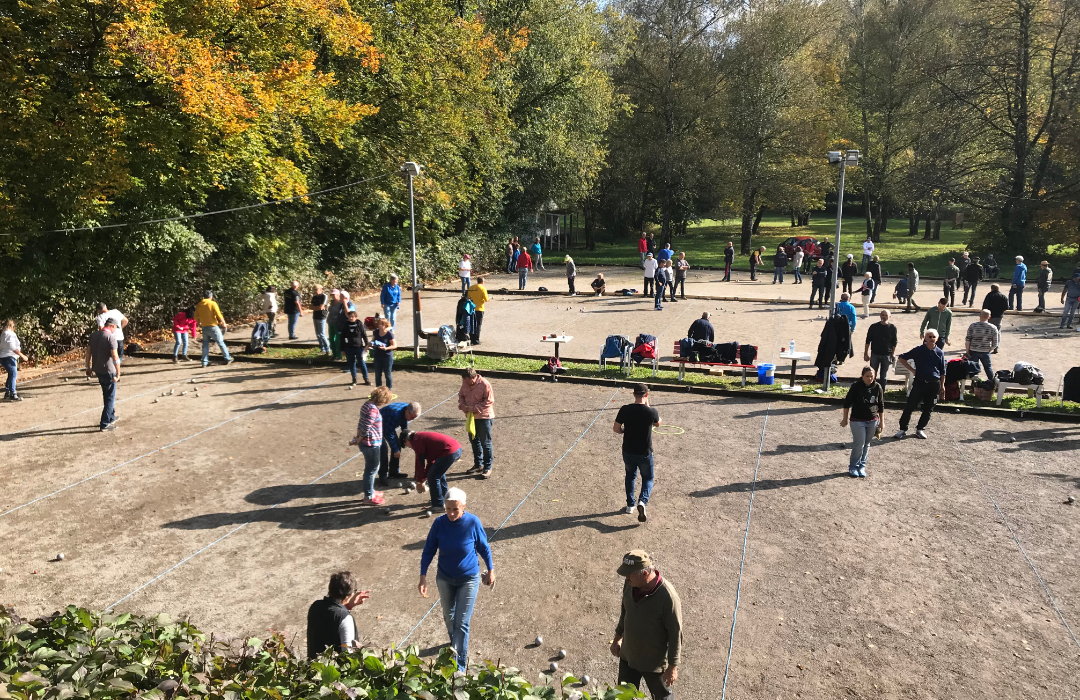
[171,307,197,362]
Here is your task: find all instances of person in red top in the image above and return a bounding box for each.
[517,249,533,290]
[403,430,463,516]
[171,307,198,362]
[638,233,648,268]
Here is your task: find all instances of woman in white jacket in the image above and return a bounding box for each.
[1,318,29,401]
[261,285,278,337]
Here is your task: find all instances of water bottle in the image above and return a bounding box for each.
[789,339,795,355]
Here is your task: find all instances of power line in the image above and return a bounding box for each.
[0,171,398,238]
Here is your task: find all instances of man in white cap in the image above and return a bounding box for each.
[643,253,657,297]
[611,550,682,700]
[1009,255,1027,310]
[565,255,577,295]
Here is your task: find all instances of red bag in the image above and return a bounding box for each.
[944,381,960,402]
[364,316,376,330]
[632,342,657,360]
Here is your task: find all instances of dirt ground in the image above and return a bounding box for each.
[2,358,1079,698]
[225,265,1079,386]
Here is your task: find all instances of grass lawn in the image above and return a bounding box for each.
[255,346,1080,414]
[571,214,977,278]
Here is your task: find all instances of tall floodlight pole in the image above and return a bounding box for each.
[403,162,423,358]
[825,150,859,392]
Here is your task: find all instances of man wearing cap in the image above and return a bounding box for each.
[467,277,490,344]
[459,254,472,294]
[194,291,233,367]
[381,274,402,330]
[1009,255,1027,310]
[643,253,658,297]
[86,317,122,431]
[611,550,682,700]
[1061,271,1080,329]
[614,383,661,522]
[565,255,577,295]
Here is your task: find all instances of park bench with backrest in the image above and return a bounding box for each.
[671,342,758,386]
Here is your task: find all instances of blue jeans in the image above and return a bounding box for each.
[862,253,872,271]
[287,311,300,338]
[848,420,876,471]
[427,448,463,508]
[793,267,802,283]
[383,305,398,330]
[968,351,993,380]
[359,444,381,499]
[172,332,189,358]
[461,276,470,294]
[1062,298,1079,327]
[373,352,393,388]
[773,266,784,283]
[1009,285,1024,310]
[436,572,480,669]
[344,347,369,382]
[1,356,17,397]
[623,452,655,507]
[201,326,232,365]
[518,269,528,289]
[654,283,664,309]
[470,417,494,471]
[314,319,330,353]
[506,255,514,273]
[97,371,117,428]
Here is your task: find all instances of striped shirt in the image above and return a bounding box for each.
[965,320,999,353]
[356,401,383,447]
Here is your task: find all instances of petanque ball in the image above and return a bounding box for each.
[534,635,543,646]
[56,553,64,561]
[549,662,558,673]
[1067,495,1076,504]
[557,649,567,659]
[581,675,591,685]
[1009,437,1017,443]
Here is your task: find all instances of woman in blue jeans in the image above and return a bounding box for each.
[349,386,393,505]
[840,366,885,478]
[418,487,494,670]
[371,318,396,388]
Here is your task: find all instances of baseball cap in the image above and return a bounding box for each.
[564,255,571,262]
[331,288,341,294]
[617,550,652,576]
[646,253,653,257]
[463,254,471,260]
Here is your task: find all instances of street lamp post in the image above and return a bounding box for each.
[402,162,423,358]
[825,150,859,392]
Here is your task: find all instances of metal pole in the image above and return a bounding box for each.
[824,160,847,392]
[407,169,420,359]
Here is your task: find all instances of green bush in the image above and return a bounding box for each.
[0,606,642,700]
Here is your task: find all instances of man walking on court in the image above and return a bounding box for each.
[905,263,921,312]
[863,310,897,391]
[614,384,661,522]
[1061,271,1080,329]
[943,258,960,307]
[963,256,983,306]
[895,330,946,440]
[86,317,121,431]
[195,291,233,367]
[723,241,734,281]
[458,368,495,478]
[611,550,682,700]
[565,256,577,295]
[919,298,952,349]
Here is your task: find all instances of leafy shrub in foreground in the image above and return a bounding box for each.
[0,606,642,700]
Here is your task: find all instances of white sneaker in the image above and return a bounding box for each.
[624,505,635,515]
[893,430,907,439]
[915,429,928,439]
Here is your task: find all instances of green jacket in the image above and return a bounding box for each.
[920,306,953,341]
[907,268,920,291]
[944,264,960,281]
[615,575,683,673]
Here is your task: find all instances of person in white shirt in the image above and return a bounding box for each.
[95,303,128,363]
[862,237,875,272]
[643,253,658,297]
[261,285,278,337]
[1,319,29,401]
[792,246,805,284]
[459,254,472,294]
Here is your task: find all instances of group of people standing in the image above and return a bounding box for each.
[504,237,544,289]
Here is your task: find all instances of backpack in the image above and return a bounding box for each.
[1012,362,1043,385]
[714,341,740,364]
[247,322,269,354]
[944,381,961,401]
[545,356,565,375]
[364,316,377,330]
[739,345,757,365]
[1063,367,1080,402]
[995,369,1014,383]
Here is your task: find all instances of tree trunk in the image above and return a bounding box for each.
[932,208,941,240]
[752,205,765,237]
[863,188,874,238]
[584,204,596,250]
[923,211,932,240]
[791,209,797,226]
[908,212,919,236]
[739,186,758,254]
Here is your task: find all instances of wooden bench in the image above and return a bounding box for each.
[672,342,758,386]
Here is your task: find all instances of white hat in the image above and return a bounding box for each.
[445,487,467,503]
[847,254,854,258]
[1015,256,1024,262]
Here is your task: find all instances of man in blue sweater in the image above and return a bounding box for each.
[418,487,494,669]
[377,401,421,486]
[381,274,402,330]
[835,293,857,332]
[1009,255,1027,310]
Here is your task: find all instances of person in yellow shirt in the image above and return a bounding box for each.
[466,277,490,345]
[194,291,234,367]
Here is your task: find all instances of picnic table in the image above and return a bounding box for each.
[778,350,813,391]
[540,335,573,359]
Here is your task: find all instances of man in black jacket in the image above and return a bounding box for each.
[981,283,1009,353]
[809,259,828,309]
[772,247,789,284]
[723,241,734,281]
[307,572,370,658]
[963,257,983,306]
[687,312,714,342]
[841,255,858,295]
[866,256,882,301]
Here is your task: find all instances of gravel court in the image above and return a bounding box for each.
[1,362,337,518]
[716,410,1080,699]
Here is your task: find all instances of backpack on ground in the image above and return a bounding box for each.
[545,356,566,376]
[247,322,269,354]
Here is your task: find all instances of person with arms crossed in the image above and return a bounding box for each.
[943,258,960,307]
[723,241,734,281]
[565,256,577,296]
[1034,260,1052,312]
[894,330,946,440]
[1009,255,1027,310]
[809,259,828,309]
[459,254,472,294]
[674,252,689,298]
[643,253,657,297]
[311,284,330,355]
[611,550,682,700]
[614,383,661,522]
[638,233,649,268]
[307,571,370,658]
[791,245,804,284]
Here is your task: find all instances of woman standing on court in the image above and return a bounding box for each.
[1,318,29,402]
[171,307,197,362]
[840,366,884,478]
[371,316,396,388]
[350,386,393,505]
[418,487,494,670]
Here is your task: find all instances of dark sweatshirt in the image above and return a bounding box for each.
[615,575,683,673]
[982,290,1009,318]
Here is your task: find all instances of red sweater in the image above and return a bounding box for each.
[172,312,197,335]
[517,251,533,271]
[411,432,461,482]
[638,238,648,253]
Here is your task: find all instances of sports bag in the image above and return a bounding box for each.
[739,345,757,365]
[714,341,740,364]
[1012,363,1043,385]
